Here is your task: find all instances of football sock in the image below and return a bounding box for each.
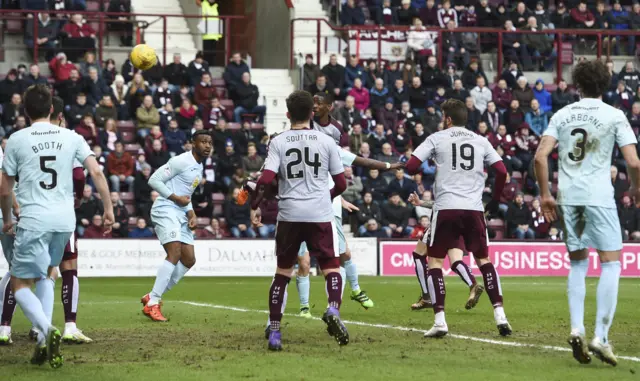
[0,271,16,326]
[595,261,621,344]
[149,260,175,306]
[61,269,78,323]
[164,262,191,294]
[268,274,290,331]
[412,252,429,299]
[452,260,476,287]
[343,259,360,293]
[480,263,504,307]
[339,266,346,296]
[296,274,310,307]
[325,272,343,310]
[567,258,588,335]
[35,277,55,324]
[14,288,50,345]
[427,268,445,315]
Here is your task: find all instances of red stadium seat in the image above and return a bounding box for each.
[211,78,225,87]
[524,194,534,204]
[86,0,100,11]
[122,131,135,144]
[212,193,225,202]
[251,123,264,131]
[118,121,135,133]
[125,143,141,153]
[220,99,234,109]
[213,204,223,216]
[124,204,135,215]
[128,216,137,226]
[119,192,134,202]
[227,123,241,130]
[487,218,505,229]
[6,14,22,34]
[197,217,210,227]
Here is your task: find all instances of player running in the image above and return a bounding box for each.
[406,99,511,338]
[252,90,348,351]
[140,130,212,322]
[534,59,640,366]
[0,84,113,368]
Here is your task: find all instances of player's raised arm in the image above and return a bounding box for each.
[253,138,280,205]
[406,136,435,175]
[149,158,191,207]
[352,155,403,171]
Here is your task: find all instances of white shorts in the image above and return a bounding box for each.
[11,227,71,279]
[151,206,195,246]
[559,205,622,252]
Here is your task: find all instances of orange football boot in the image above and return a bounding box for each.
[141,293,162,307]
[143,304,168,322]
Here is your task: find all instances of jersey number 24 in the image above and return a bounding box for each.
[285,148,321,179]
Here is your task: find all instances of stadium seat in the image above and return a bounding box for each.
[215,87,227,99]
[561,43,573,65]
[213,204,223,216]
[511,171,522,179]
[544,84,558,92]
[524,194,534,204]
[220,99,234,109]
[6,14,22,34]
[87,0,100,11]
[493,230,504,239]
[227,123,241,130]
[124,204,135,215]
[408,218,417,226]
[120,192,134,202]
[122,131,135,143]
[212,193,225,202]
[125,143,141,153]
[197,217,210,227]
[211,78,225,87]
[118,121,135,133]
[487,218,505,229]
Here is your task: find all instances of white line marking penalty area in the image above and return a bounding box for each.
[180,301,640,363]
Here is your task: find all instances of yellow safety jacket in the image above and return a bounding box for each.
[201,1,222,41]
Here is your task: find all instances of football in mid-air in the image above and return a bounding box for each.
[130,44,157,70]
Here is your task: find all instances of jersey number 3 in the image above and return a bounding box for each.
[451,143,475,171]
[286,148,321,179]
[569,128,587,162]
[39,156,58,190]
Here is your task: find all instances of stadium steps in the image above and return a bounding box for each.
[292,0,343,67]
[249,69,295,135]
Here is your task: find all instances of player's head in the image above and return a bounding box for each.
[441,99,468,129]
[571,59,610,99]
[286,90,314,125]
[191,129,213,159]
[52,95,65,127]
[23,84,53,122]
[313,93,333,117]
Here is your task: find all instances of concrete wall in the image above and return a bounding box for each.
[179,0,203,52]
[254,0,291,69]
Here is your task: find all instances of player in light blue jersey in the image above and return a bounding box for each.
[535,60,640,367]
[140,130,212,322]
[0,85,113,368]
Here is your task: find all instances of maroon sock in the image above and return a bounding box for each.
[480,263,503,307]
[427,268,446,313]
[325,272,343,310]
[1,280,15,326]
[268,274,290,331]
[451,260,476,287]
[61,270,78,323]
[412,252,429,299]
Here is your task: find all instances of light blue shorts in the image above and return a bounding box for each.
[151,206,195,246]
[10,227,71,279]
[1,233,15,267]
[298,216,346,256]
[559,205,622,252]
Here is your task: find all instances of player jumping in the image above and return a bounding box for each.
[0,84,113,368]
[140,130,212,321]
[534,59,640,366]
[252,90,348,351]
[406,99,511,338]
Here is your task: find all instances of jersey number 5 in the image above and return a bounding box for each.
[451,143,475,171]
[568,128,587,162]
[286,147,321,179]
[39,156,58,190]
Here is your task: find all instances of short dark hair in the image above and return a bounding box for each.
[23,84,52,121]
[314,92,333,105]
[286,90,314,124]
[192,129,212,141]
[52,96,64,121]
[572,59,611,98]
[441,99,468,127]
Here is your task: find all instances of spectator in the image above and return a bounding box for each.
[348,78,370,112]
[107,141,135,192]
[408,76,428,114]
[99,118,121,153]
[369,78,390,113]
[608,1,630,55]
[398,100,421,130]
[612,80,633,113]
[420,56,445,91]
[153,79,174,110]
[176,99,198,132]
[1,93,24,131]
[83,215,110,238]
[143,56,164,86]
[387,168,416,200]
[442,20,469,69]
[201,97,225,130]
[620,61,640,94]
[0,70,24,106]
[147,139,170,170]
[514,123,539,169]
[369,125,391,156]
[341,0,366,25]
[629,102,640,132]
[465,97,482,131]
[492,79,512,112]
[110,74,129,119]
[498,173,522,216]
[86,67,109,105]
[303,55,325,93]
[76,185,103,236]
[410,215,430,240]
[66,93,92,128]
[501,60,523,90]
[383,61,402,90]
[437,0,458,28]
[397,0,419,26]
[212,118,234,155]
[570,0,595,30]
[511,2,531,29]
[461,61,488,91]
[61,14,96,60]
[470,76,492,114]
[144,126,167,156]
[348,124,365,154]
[476,0,497,27]
[341,166,363,205]
[446,79,469,103]
[380,0,400,25]
[219,139,241,187]
[49,53,77,83]
[552,80,577,112]
[381,193,413,237]
[512,76,534,112]
[23,64,48,88]
[126,73,151,120]
[619,195,640,240]
[189,51,211,88]
[136,95,160,138]
[363,169,387,203]
[391,124,410,154]
[231,72,266,123]
[502,20,528,69]
[336,95,362,132]
[361,219,388,238]
[241,143,264,176]
[482,101,502,133]
[525,100,548,137]
[237,120,265,155]
[129,218,154,238]
[442,63,458,89]
[107,0,133,46]
[532,79,552,114]
[522,16,556,72]
[79,51,101,79]
[420,105,437,134]
[551,2,571,29]
[530,198,551,238]
[507,192,535,239]
[74,113,98,147]
[309,74,333,97]
[163,119,186,155]
[407,18,435,64]
[504,99,526,134]
[391,79,409,109]
[225,188,256,238]
[322,54,346,100]
[198,218,228,239]
[356,192,382,234]
[257,198,278,238]
[377,143,398,180]
[164,53,189,90]
[593,1,609,30]
[345,55,367,91]
[192,179,213,218]
[25,13,59,61]
[134,164,154,220]
[490,124,519,168]
[194,72,216,107]
[95,94,117,128]
[106,191,129,238]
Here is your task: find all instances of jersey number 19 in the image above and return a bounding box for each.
[451,143,475,171]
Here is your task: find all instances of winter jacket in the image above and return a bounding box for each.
[369,86,389,112]
[608,9,630,30]
[49,56,77,82]
[340,4,366,25]
[552,89,577,112]
[345,63,367,89]
[525,109,549,137]
[381,203,410,227]
[357,202,383,226]
[224,198,252,227]
[322,63,346,90]
[512,86,535,111]
[532,80,552,114]
[136,106,160,130]
[493,87,513,110]
[408,86,428,110]
[348,86,370,111]
[165,127,187,154]
[106,151,134,177]
[188,60,211,88]
[232,82,260,110]
[163,63,189,87]
[94,105,117,128]
[222,60,249,90]
[469,86,493,114]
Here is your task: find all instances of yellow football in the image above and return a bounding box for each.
[130,44,157,71]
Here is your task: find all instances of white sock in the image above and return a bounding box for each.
[343,259,360,293]
[14,288,51,345]
[164,262,191,294]
[35,277,55,324]
[595,261,621,344]
[434,311,446,325]
[65,322,77,332]
[493,306,506,323]
[149,261,176,306]
[339,266,346,296]
[567,259,588,335]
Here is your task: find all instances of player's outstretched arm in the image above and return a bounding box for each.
[85,155,114,231]
[620,144,640,205]
[534,135,558,221]
[0,172,14,229]
[352,156,404,171]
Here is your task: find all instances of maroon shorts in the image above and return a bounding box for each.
[275,221,338,269]
[62,231,78,261]
[427,210,488,259]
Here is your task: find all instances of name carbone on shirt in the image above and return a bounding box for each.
[412,126,502,212]
[543,97,637,208]
[2,122,94,232]
[148,150,203,212]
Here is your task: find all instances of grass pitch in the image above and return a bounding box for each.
[1,276,639,381]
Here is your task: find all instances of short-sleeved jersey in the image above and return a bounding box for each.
[313,118,342,146]
[413,127,501,212]
[544,98,637,208]
[264,129,344,222]
[329,149,357,217]
[148,151,203,212]
[2,122,94,232]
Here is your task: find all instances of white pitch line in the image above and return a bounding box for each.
[180,301,640,363]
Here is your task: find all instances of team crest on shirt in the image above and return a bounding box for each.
[192,176,200,189]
